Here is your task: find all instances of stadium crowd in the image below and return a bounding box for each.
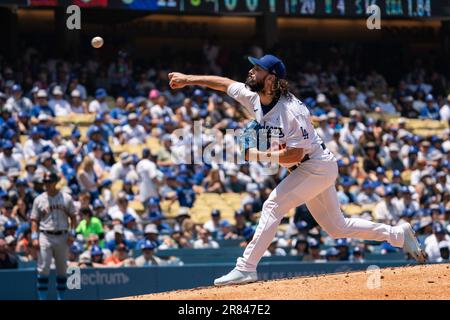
[1,41,450,270]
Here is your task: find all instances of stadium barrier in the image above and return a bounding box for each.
[0,261,414,300]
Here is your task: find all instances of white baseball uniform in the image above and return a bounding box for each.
[227,82,406,272]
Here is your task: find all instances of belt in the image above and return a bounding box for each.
[287,143,326,173]
[40,230,67,236]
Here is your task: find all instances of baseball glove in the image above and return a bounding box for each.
[238,119,271,160]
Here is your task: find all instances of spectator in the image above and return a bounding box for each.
[203,209,222,234]
[0,141,21,175]
[420,94,440,120]
[356,180,380,204]
[109,152,134,181]
[384,143,405,172]
[289,236,311,260]
[425,223,450,262]
[216,220,238,240]
[5,84,33,113]
[373,186,402,223]
[88,88,109,114]
[76,207,104,240]
[193,228,219,249]
[136,148,159,208]
[104,243,135,267]
[69,90,88,114]
[90,245,107,268]
[0,238,18,269]
[49,86,72,116]
[263,238,286,257]
[77,156,100,199]
[135,240,165,266]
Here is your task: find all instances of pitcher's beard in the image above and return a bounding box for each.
[245,76,264,93]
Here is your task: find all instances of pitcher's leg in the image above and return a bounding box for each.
[305,185,405,247]
[236,163,337,272]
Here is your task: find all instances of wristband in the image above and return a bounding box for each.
[31,232,39,240]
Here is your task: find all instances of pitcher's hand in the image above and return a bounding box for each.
[169,72,188,89]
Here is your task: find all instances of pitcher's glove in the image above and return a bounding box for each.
[238,120,270,160]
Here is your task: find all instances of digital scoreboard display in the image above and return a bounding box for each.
[276,0,438,18]
[11,0,445,18]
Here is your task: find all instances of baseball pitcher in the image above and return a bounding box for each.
[31,172,77,299]
[169,54,426,286]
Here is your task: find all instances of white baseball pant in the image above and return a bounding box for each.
[236,159,405,272]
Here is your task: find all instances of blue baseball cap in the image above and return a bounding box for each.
[95,88,107,99]
[148,197,160,207]
[376,167,385,175]
[70,243,83,255]
[2,141,13,149]
[335,238,348,247]
[326,247,339,256]
[140,239,156,251]
[95,113,104,122]
[30,127,41,136]
[393,170,401,178]
[219,220,231,228]
[384,186,395,196]
[248,55,287,79]
[149,210,164,221]
[402,208,417,218]
[296,220,308,230]
[425,94,434,102]
[234,208,245,217]
[211,209,221,217]
[409,146,419,154]
[340,176,353,187]
[11,84,22,92]
[4,220,18,229]
[16,178,27,186]
[432,222,445,234]
[90,245,103,256]
[308,238,320,248]
[193,89,204,97]
[100,179,112,188]
[362,180,374,189]
[93,199,105,209]
[123,214,135,225]
[243,226,255,239]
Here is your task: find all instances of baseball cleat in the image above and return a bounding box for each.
[401,223,427,263]
[214,269,258,286]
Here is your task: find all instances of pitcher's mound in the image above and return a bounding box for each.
[121,264,450,300]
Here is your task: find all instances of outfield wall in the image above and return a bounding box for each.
[0,261,411,300]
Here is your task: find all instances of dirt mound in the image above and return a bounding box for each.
[120,264,450,300]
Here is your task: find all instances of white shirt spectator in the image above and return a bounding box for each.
[263,248,287,257]
[49,98,72,116]
[136,158,159,203]
[440,102,450,122]
[23,139,48,158]
[109,162,133,181]
[150,104,174,119]
[203,220,221,234]
[122,123,147,144]
[193,238,219,249]
[373,199,402,223]
[107,206,141,226]
[0,153,21,174]
[89,99,109,114]
[425,234,450,262]
[5,96,33,113]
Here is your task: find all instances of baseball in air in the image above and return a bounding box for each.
[91,37,104,49]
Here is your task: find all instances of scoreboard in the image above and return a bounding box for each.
[6,0,446,18]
